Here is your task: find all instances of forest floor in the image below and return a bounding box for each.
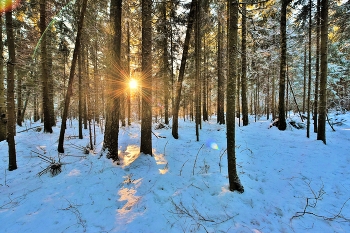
[1,112,350,233]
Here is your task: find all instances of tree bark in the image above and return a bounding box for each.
[241,3,248,126]
[104,0,122,160]
[58,0,88,153]
[317,0,328,144]
[162,1,170,125]
[314,0,320,133]
[227,0,244,193]
[40,0,53,133]
[0,14,6,142]
[195,0,200,141]
[6,10,17,171]
[78,52,83,139]
[278,0,291,131]
[217,13,225,125]
[172,0,196,139]
[140,0,153,155]
[307,0,312,138]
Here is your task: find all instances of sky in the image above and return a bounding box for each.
[1,112,350,233]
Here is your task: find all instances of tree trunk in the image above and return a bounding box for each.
[104,0,122,160]
[0,15,6,142]
[6,10,17,171]
[227,0,244,193]
[78,52,83,139]
[217,14,225,125]
[127,21,131,126]
[195,0,200,141]
[40,0,53,133]
[314,0,320,133]
[162,1,169,125]
[58,0,88,153]
[278,0,291,131]
[140,0,153,155]
[241,3,248,126]
[47,29,55,127]
[303,43,306,114]
[317,0,328,144]
[16,71,22,126]
[307,0,312,138]
[172,0,196,139]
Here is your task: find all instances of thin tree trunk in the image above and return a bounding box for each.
[172,0,196,139]
[307,0,312,138]
[16,71,22,126]
[278,0,291,130]
[217,15,225,124]
[6,10,17,171]
[40,0,53,133]
[0,14,6,142]
[317,0,328,144]
[162,1,169,125]
[140,0,153,155]
[314,0,320,133]
[78,52,83,139]
[127,21,131,126]
[227,0,244,193]
[58,0,88,153]
[241,3,248,126]
[303,43,306,113]
[195,0,200,141]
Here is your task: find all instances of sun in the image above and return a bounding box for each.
[129,79,138,89]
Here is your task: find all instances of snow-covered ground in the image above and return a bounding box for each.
[1,112,349,233]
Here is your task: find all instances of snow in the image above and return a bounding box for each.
[1,113,350,233]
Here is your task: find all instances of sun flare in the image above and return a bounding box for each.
[129,79,138,89]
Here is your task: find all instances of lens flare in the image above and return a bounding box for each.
[206,139,219,150]
[0,0,21,13]
[129,79,138,89]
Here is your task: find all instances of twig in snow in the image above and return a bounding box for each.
[192,144,204,176]
[291,182,350,222]
[180,159,189,176]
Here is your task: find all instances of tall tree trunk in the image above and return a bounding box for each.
[78,52,83,139]
[278,0,291,130]
[162,1,169,125]
[6,10,17,171]
[0,14,7,142]
[58,0,88,153]
[40,0,53,133]
[172,0,196,139]
[307,0,312,138]
[127,21,131,126]
[16,71,22,126]
[104,0,122,160]
[195,0,200,141]
[227,0,244,193]
[47,29,55,127]
[140,0,153,155]
[272,72,275,119]
[241,3,248,126]
[217,14,225,125]
[314,0,320,133]
[317,0,328,144]
[83,45,88,129]
[303,43,306,113]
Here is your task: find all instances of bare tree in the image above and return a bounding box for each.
[172,0,196,139]
[58,0,88,153]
